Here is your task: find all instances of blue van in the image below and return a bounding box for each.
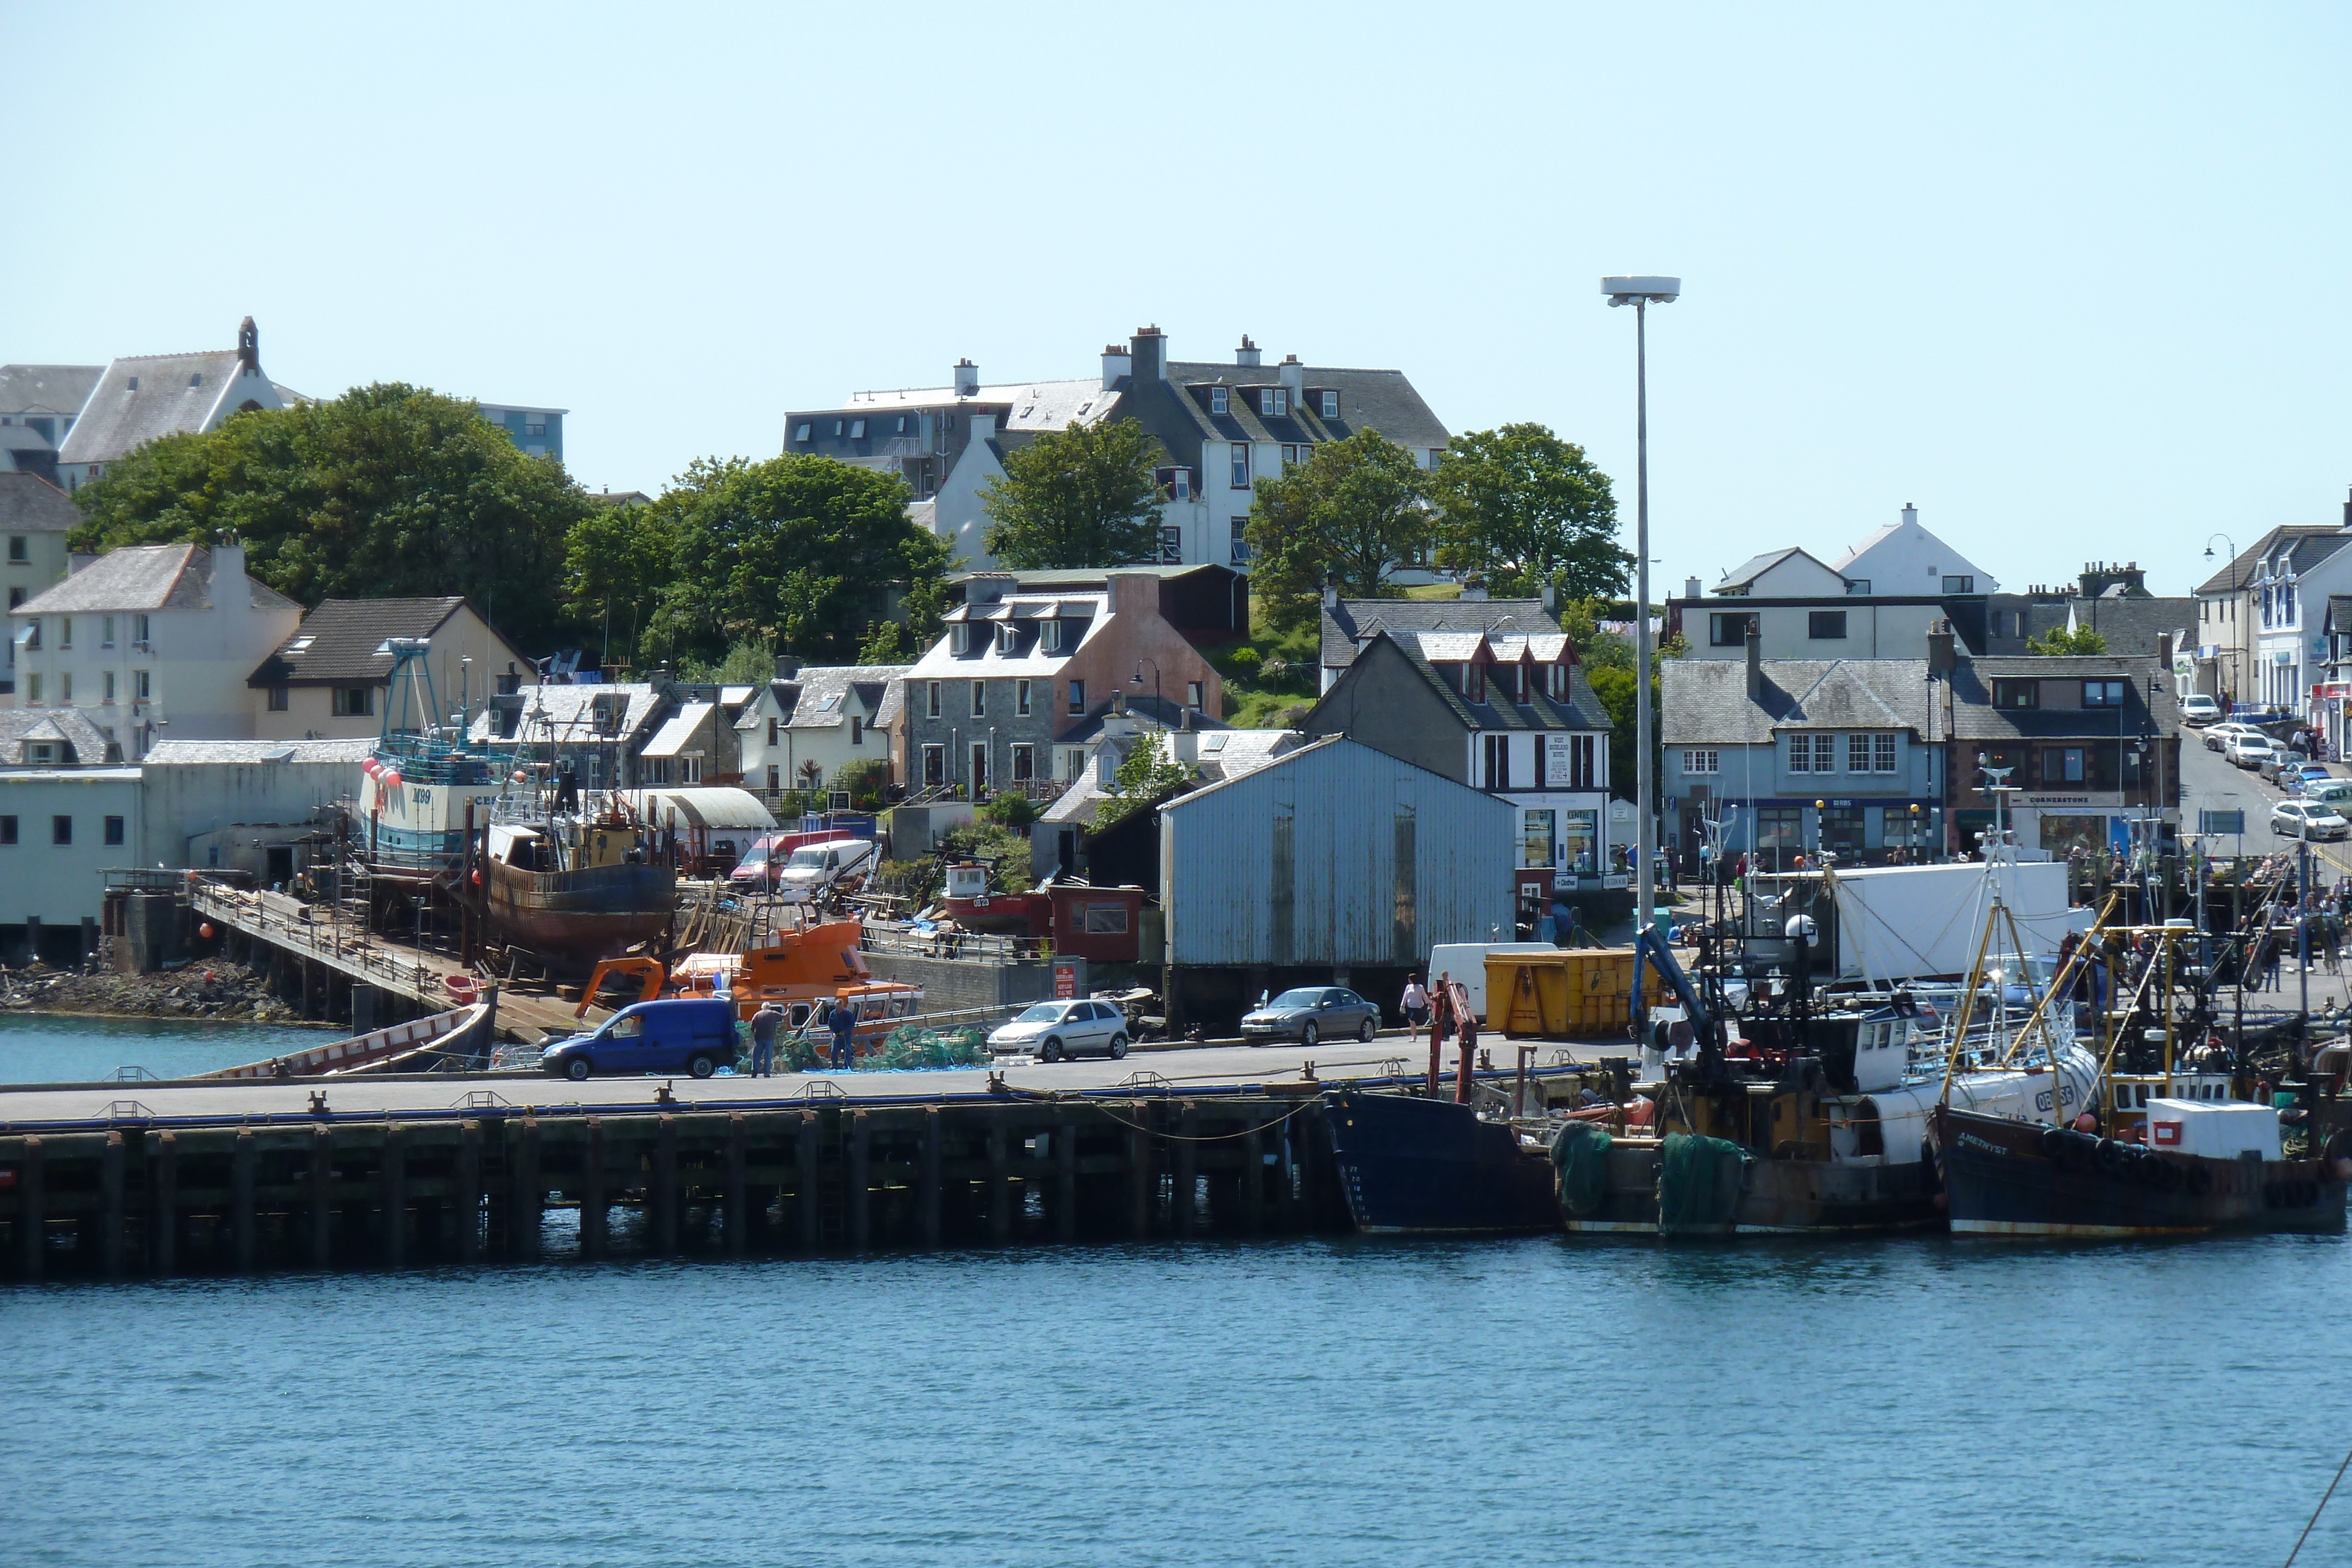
[541,998,740,1082]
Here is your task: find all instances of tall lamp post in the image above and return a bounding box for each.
[1602,275,1680,948]
[2203,533,2239,710]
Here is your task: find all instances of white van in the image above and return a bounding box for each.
[776,837,878,904]
[1426,942,1556,1022]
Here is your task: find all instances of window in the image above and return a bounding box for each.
[2083,680,2127,707]
[1159,526,1182,563]
[1809,611,1847,640]
[1849,733,1874,774]
[1157,465,1194,502]
[104,815,125,845]
[6,587,21,609]
[1280,443,1297,467]
[0,816,14,845]
[995,622,1017,653]
[926,681,941,719]
[2042,746,2086,784]
[332,687,375,717]
[1040,620,1063,653]
[644,757,671,785]
[133,614,150,648]
[794,423,812,442]
[1683,748,1719,774]
[1230,444,1251,489]
[1942,575,1975,594]
[1789,733,1837,773]
[1846,579,1871,594]
[523,419,547,437]
[25,673,39,703]
[897,416,911,434]
[1083,902,1130,934]
[592,693,624,734]
[52,815,71,845]
[921,744,946,788]
[104,671,118,704]
[1231,519,1250,565]
[58,617,71,648]
[1262,389,1287,416]
[101,616,115,648]
[766,765,780,791]
[850,716,863,745]
[4,535,22,563]
[1208,386,1228,415]
[833,420,845,436]
[1319,390,1339,419]
[970,681,985,718]
[1187,680,1204,710]
[1016,678,1033,716]
[1482,734,1513,790]
[767,717,779,745]
[1569,733,1597,789]
[951,623,971,654]
[1874,732,1897,774]
[1709,612,1754,647]
[1011,743,1035,781]
[265,683,286,711]
[1548,664,1567,699]
[58,672,70,701]
[680,756,701,784]
[1068,678,1085,716]
[1428,449,1444,468]
[1992,679,2039,710]
[849,419,866,439]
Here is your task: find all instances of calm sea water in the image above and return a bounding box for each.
[0,1014,333,1084]
[3,1232,2346,1568]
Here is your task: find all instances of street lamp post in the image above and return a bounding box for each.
[1602,275,1680,955]
[1130,658,1162,718]
[2203,533,2240,710]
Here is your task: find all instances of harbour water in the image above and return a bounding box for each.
[3,1231,2346,1566]
[0,1014,332,1084]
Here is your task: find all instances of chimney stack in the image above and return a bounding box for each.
[2158,631,2176,671]
[1744,618,1762,700]
[1278,353,1305,400]
[1100,343,1131,391]
[773,654,801,680]
[1321,582,1338,611]
[2343,485,2350,531]
[1130,326,1168,381]
[1542,583,1559,613]
[1903,502,1918,531]
[1235,335,1261,368]
[1927,620,1955,679]
[953,358,978,397]
[1684,576,1702,600]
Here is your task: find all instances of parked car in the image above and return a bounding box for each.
[2283,764,2335,795]
[2205,722,2264,753]
[1240,987,1381,1046]
[2259,747,2310,784]
[2270,801,2351,841]
[2305,780,2352,812]
[987,998,1130,1062]
[2226,733,2278,769]
[2179,693,2222,727]
[540,998,740,1081]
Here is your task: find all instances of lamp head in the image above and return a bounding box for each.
[1602,275,1681,306]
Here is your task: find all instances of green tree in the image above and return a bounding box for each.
[1242,429,1431,630]
[638,454,950,668]
[74,385,594,650]
[563,499,676,672]
[1093,732,1195,828]
[1560,597,1677,800]
[679,638,779,684]
[981,418,1165,568]
[1429,423,1625,599]
[2027,624,2110,655]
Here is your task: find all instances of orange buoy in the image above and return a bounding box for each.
[199,922,215,939]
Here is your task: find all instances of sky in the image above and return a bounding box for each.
[6,2,2347,599]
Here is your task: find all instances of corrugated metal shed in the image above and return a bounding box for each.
[1158,736,1512,968]
[624,787,777,831]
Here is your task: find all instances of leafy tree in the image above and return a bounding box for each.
[982,791,1038,831]
[2027,624,2110,656]
[74,384,593,650]
[638,454,950,668]
[1429,423,1625,599]
[1560,597,1678,800]
[1093,732,1197,828]
[679,638,778,684]
[1242,429,1431,630]
[564,500,676,672]
[857,622,913,664]
[981,418,1165,568]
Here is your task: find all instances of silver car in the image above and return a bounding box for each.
[988,998,1130,1062]
[1240,987,1381,1046]
[2270,801,2350,841]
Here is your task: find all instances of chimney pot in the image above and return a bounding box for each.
[1236,335,1261,367]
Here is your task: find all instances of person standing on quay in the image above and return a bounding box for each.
[750,1002,783,1078]
[1401,975,1430,1031]
[828,998,857,1071]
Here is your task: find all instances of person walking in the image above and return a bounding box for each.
[827,998,858,1071]
[750,1001,783,1078]
[1401,976,1431,1031]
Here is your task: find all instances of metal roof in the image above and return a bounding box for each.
[624,787,777,831]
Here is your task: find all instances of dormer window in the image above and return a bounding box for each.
[995,623,1017,653]
[1208,387,1228,416]
[1319,390,1338,419]
[1548,664,1566,700]
[1262,389,1287,417]
[849,419,866,439]
[1040,620,1064,654]
[794,423,811,441]
[951,623,971,655]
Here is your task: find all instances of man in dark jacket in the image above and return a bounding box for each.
[827,999,857,1071]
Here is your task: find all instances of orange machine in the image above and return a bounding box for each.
[579,920,923,1048]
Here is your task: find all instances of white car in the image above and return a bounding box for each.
[2226,733,2278,769]
[774,837,877,904]
[987,998,1130,1062]
[2206,722,2265,753]
[2179,693,2221,727]
[2271,801,2351,841]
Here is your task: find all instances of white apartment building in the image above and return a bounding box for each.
[6,542,302,758]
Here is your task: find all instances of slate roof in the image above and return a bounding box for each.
[0,707,116,765]
[1320,597,1553,672]
[908,591,1107,680]
[1161,360,1451,453]
[246,597,470,687]
[737,664,909,733]
[1056,697,1234,745]
[2326,596,2352,638]
[2195,527,2350,596]
[0,365,103,418]
[1715,546,1847,593]
[0,471,79,532]
[58,351,258,466]
[142,738,375,765]
[2013,596,2194,658]
[1662,658,1940,747]
[643,702,717,758]
[1325,628,1611,735]
[1946,654,2180,742]
[12,544,299,616]
[470,683,664,746]
[1039,726,1297,825]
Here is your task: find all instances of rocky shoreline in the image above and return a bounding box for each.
[1,961,315,1025]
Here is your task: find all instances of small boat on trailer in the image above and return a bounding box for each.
[200,999,496,1079]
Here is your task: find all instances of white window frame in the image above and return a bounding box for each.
[1208,387,1228,415]
[1683,748,1718,775]
[1016,679,1032,716]
[926,681,941,720]
[1848,732,1873,774]
[1874,733,1897,774]
[1040,620,1063,653]
[1319,390,1338,418]
[951,623,970,654]
[1263,389,1287,417]
[970,680,985,718]
[1230,444,1250,489]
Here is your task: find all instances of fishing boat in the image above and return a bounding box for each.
[201,999,496,1079]
[481,797,674,977]
[359,638,504,877]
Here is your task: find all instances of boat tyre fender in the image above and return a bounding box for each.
[2097,1137,2128,1175]
[2134,1152,2176,1191]
[2039,1126,2068,1162]
[2186,1163,2215,1196]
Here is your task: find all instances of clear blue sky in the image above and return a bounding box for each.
[8,2,2346,599]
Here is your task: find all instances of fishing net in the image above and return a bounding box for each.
[1658,1132,1749,1236]
[1550,1122,1613,1217]
[860,1023,990,1071]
